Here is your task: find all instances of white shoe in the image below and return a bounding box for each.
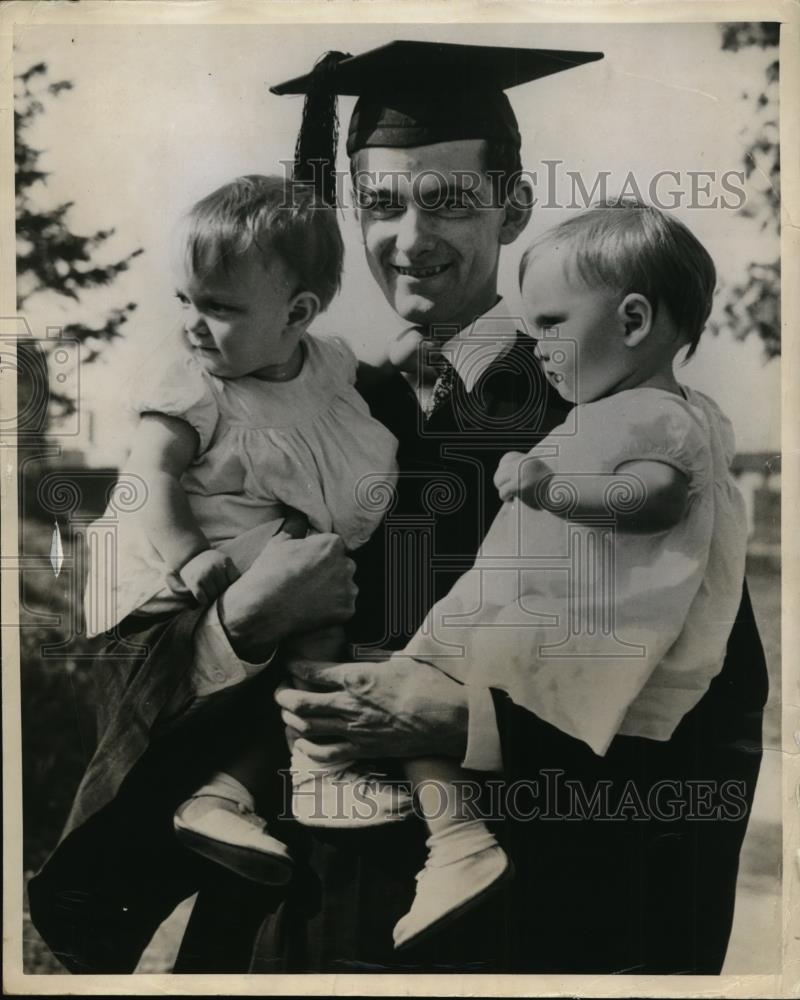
[393,845,512,950]
[292,763,414,828]
[174,794,293,885]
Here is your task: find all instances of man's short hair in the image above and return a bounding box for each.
[520,199,716,357]
[181,174,344,311]
[482,140,523,205]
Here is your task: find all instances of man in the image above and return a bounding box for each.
[28,40,767,976]
[249,41,768,974]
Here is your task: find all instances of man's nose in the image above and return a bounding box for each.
[393,206,436,257]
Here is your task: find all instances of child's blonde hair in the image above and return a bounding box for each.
[181,174,344,310]
[520,199,716,358]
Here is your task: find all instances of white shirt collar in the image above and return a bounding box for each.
[436,297,518,393]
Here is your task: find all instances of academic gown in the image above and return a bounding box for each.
[27,334,768,975]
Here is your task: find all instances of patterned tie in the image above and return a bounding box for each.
[423,352,456,421]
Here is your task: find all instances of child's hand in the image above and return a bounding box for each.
[389,328,438,380]
[179,549,241,604]
[494,451,554,507]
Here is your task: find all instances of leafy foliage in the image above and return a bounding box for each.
[713,23,780,359]
[15,61,144,412]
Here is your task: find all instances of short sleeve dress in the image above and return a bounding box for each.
[402,386,748,756]
[86,333,398,636]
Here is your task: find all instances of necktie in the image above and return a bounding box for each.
[423,353,456,421]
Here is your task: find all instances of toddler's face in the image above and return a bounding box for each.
[173,247,298,379]
[520,247,634,404]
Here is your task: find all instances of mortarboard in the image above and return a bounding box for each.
[270,41,603,203]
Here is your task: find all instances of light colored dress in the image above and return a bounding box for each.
[86,333,398,636]
[403,386,748,756]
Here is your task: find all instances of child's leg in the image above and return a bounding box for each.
[221,739,275,804]
[174,699,293,885]
[287,624,347,662]
[392,756,511,949]
[287,627,414,827]
[405,756,485,835]
[174,764,293,886]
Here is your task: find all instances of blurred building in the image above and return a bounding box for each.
[732,453,781,572]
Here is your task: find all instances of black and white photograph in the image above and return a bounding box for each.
[2,3,793,994]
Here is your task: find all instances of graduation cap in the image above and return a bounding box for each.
[270,40,604,204]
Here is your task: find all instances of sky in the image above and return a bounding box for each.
[13,21,781,463]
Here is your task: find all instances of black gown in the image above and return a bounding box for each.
[28,335,768,974]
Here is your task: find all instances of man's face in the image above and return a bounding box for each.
[353,140,510,330]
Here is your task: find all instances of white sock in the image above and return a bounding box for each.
[425,819,498,868]
[193,771,255,811]
[290,745,356,782]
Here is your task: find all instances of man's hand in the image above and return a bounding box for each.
[275,656,468,763]
[494,451,554,506]
[218,531,356,661]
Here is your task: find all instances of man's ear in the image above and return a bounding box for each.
[499,178,533,246]
[618,293,653,347]
[286,290,321,333]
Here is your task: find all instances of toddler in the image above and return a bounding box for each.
[86,175,409,886]
[389,201,749,949]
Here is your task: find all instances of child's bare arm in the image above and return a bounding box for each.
[495,452,689,532]
[127,413,207,564]
[127,413,238,601]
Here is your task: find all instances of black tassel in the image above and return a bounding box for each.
[293,51,351,206]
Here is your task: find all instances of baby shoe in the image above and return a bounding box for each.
[393,844,512,950]
[174,793,293,885]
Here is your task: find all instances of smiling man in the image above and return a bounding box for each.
[354,141,514,329]
[254,40,768,975]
